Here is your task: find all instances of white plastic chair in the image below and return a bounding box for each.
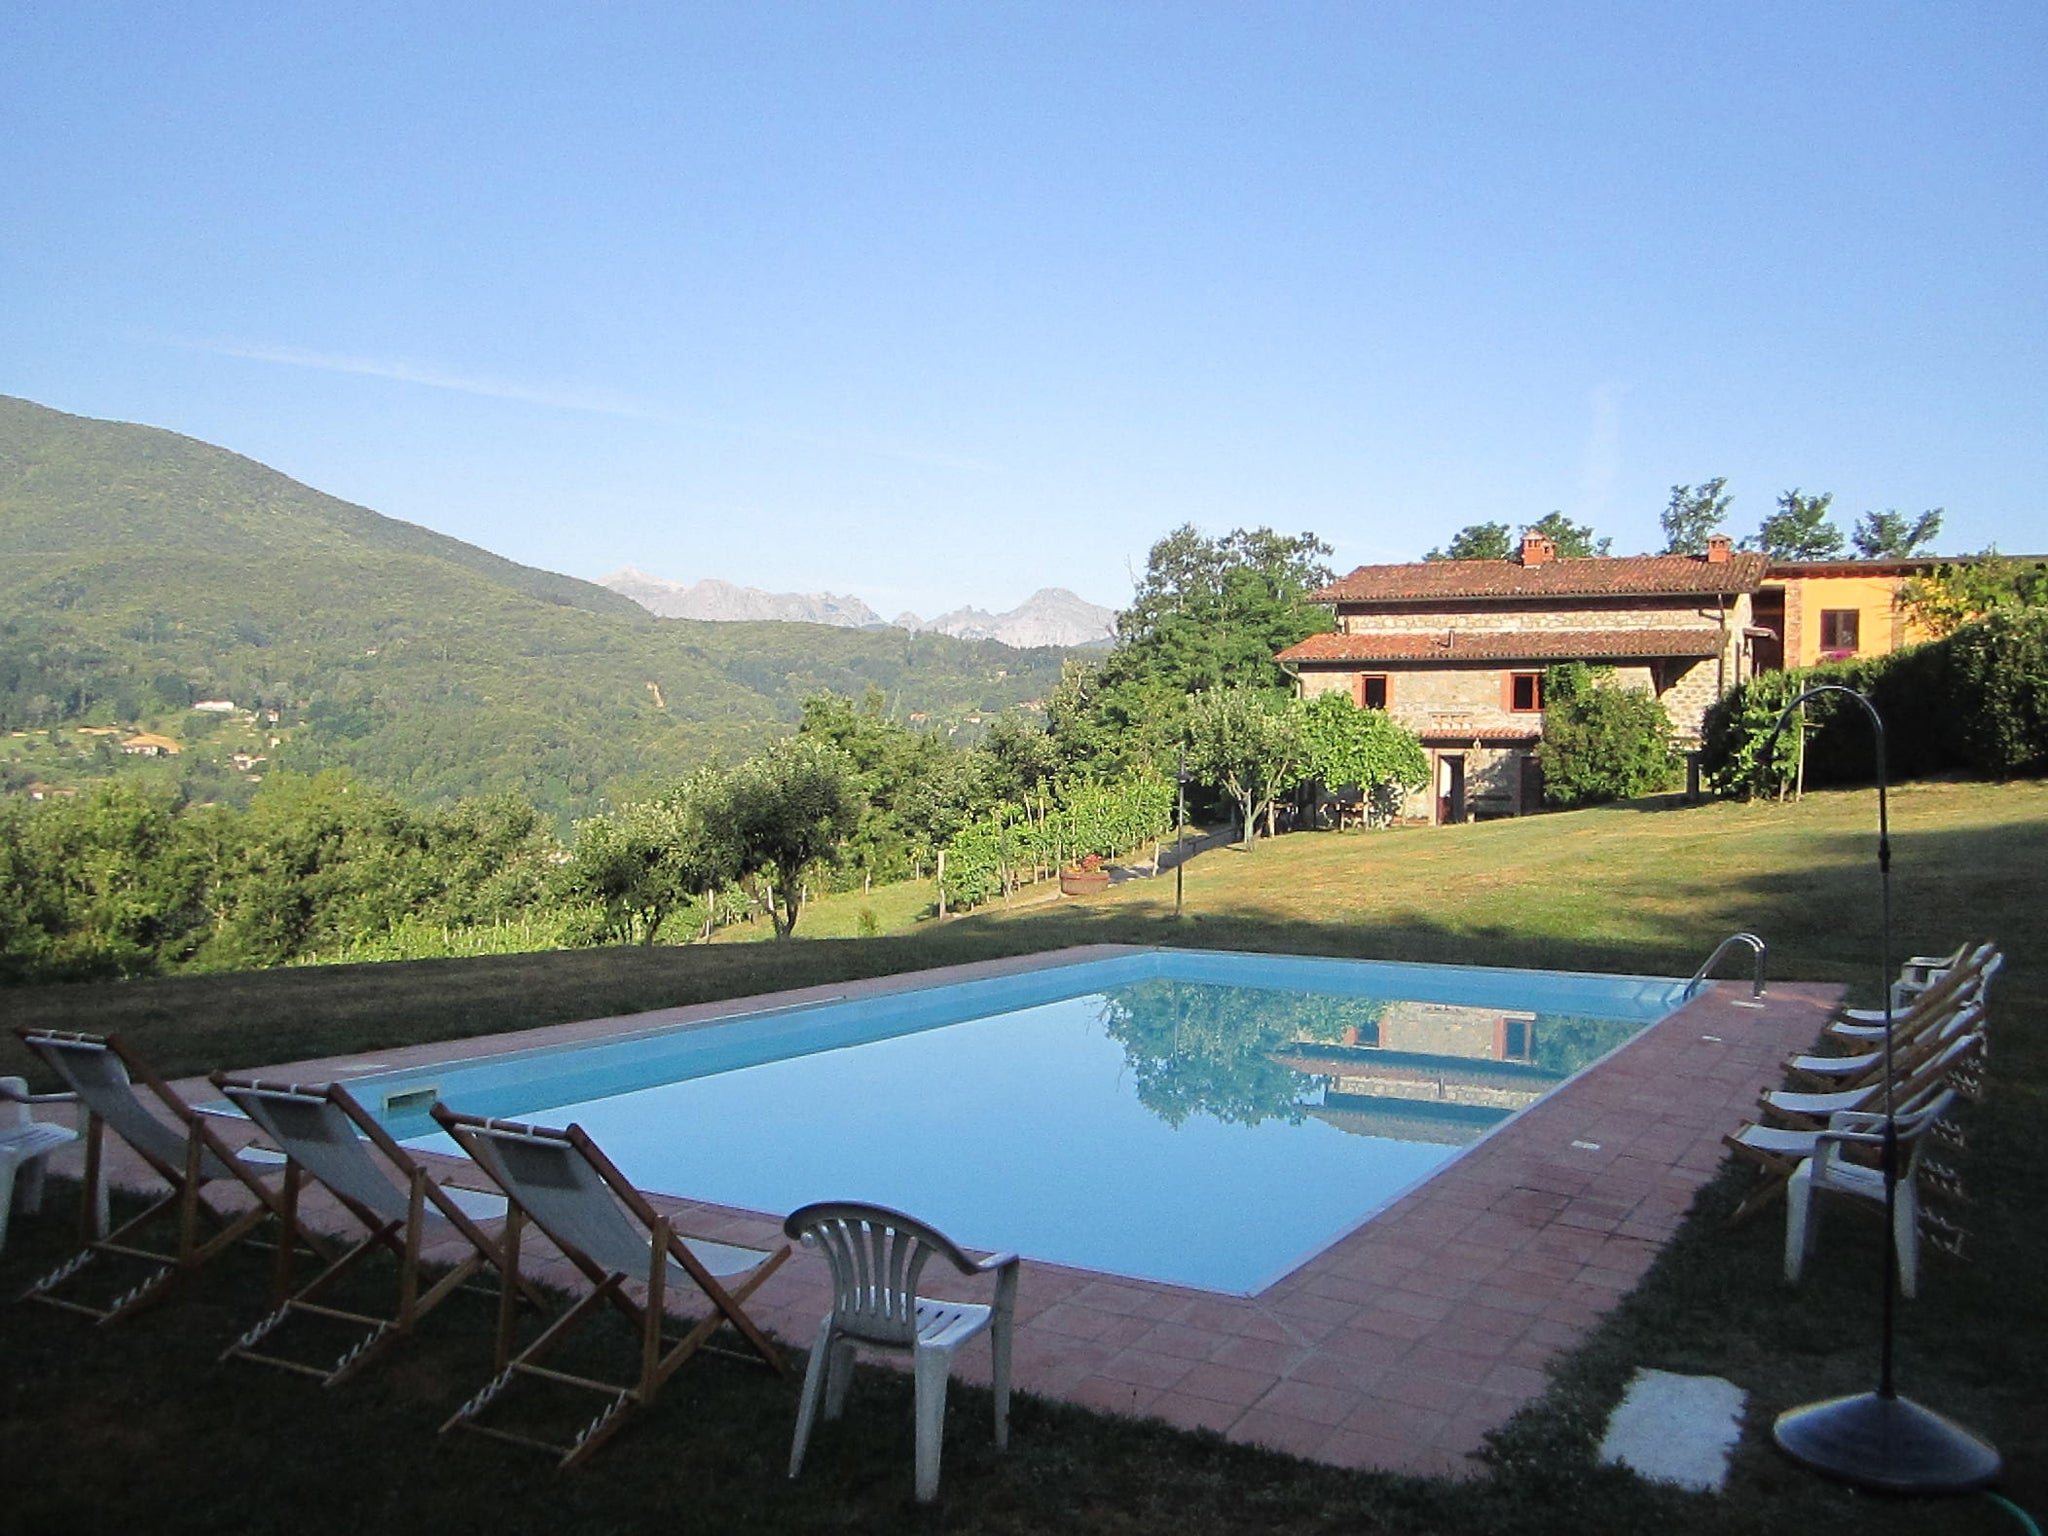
[785,1201,1021,1503]
[0,1077,88,1254]
[1785,1088,1956,1297]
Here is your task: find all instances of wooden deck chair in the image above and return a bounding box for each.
[1805,949,1998,1067]
[1784,965,1996,1090]
[210,1076,551,1386]
[1759,1013,1983,1130]
[1895,939,1985,1005]
[1823,943,1999,1043]
[13,1029,320,1324]
[431,1104,790,1468]
[1722,1073,1959,1226]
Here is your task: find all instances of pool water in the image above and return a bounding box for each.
[361,950,1684,1294]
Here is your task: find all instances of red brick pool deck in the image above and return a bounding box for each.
[33,945,1843,1480]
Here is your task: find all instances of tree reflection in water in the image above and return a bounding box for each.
[1096,980,1386,1128]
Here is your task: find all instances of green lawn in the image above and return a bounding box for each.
[4,778,2044,1533]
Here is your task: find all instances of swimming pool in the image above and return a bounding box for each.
[351,949,1685,1294]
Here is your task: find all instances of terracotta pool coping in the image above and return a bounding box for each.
[34,946,1843,1479]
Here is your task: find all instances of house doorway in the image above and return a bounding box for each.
[1438,754,1466,825]
[1518,753,1545,816]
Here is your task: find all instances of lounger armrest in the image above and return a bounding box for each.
[0,1082,78,1106]
[1814,1127,1887,1150]
[971,1251,1021,1276]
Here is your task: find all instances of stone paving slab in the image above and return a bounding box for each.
[18,948,1842,1480]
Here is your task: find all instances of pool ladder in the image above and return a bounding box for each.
[1684,932,1768,1001]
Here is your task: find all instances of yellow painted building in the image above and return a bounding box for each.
[1751,560,1940,672]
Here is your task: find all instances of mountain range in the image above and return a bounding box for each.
[0,395,1088,820]
[599,568,1117,649]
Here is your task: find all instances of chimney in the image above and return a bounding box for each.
[1705,533,1733,564]
[1519,532,1556,567]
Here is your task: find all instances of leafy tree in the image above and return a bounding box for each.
[1533,664,1679,807]
[1184,685,1305,843]
[560,772,733,945]
[1293,691,1428,809]
[1752,490,1845,561]
[1945,608,2048,776]
[419,791,559,927]
[1070,525,1333,777]
[799,687,945,885]
[722,736,864,937]
[1113,525,1334,690]
[206,770,430,967]
[1902,553,2048,639]
[1660,478,1733,555]
[0,782,210,978]
[1043,657,1121,777]
[1852,508,1943,559]
[1524,511,1611,559]
[968,713,1060,809]
[1426,522,1511,561]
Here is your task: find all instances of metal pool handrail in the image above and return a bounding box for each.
[1684,932,1768,1000]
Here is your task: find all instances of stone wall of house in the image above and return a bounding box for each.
[1460,745,1522,812]
[1383,665,1536,726]
[1660,657,1724,741]
[1297,670,1354,703]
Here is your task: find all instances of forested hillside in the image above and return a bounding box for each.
[0,397,1074,818]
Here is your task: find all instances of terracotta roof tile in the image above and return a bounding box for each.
[1312,551,1766,602]
[1276,628,1726,664]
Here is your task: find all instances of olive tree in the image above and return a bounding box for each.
[723,736,864,937]
[1185,685,1304,844]
[562,769,735,945]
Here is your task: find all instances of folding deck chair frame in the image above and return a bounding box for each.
[432,1104,791,1468]
[13,1028,323,1324]
[211,1075,550,1386]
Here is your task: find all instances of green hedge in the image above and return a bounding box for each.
[1701,606,2048,794]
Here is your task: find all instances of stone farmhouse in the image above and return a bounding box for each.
[1278,531,1761,823]
[1275,531,1965,825]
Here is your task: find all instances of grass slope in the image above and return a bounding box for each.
[3,781,2043,1532]
[0,395,1077,816]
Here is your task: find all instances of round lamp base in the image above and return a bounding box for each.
[1774,1392,2001,1494]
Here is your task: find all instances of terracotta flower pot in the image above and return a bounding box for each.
[1060,869,1111,896]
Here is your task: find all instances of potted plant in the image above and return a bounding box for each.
[1060,852,1111,896]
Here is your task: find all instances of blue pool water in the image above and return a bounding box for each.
[356,949,1684,1294]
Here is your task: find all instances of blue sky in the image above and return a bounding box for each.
[4,3,2042,618]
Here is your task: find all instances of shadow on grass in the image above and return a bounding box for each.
[2,1172,2031,1536]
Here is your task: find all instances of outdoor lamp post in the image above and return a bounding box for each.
[1762,684,2000,1493]
[1175,743,1187,919]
